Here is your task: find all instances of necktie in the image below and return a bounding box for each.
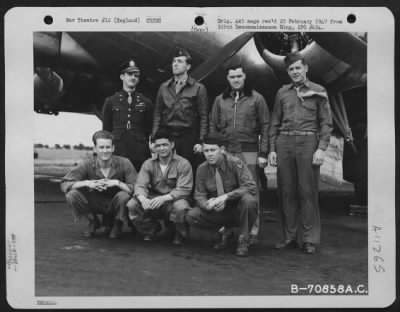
[215,167,224,196]
[175,80,184,94]
[127,92,132,129]
[127,92,132,104]
[294,86,304,102]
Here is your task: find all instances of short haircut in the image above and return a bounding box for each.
[92,130,114,145]
[284,51,307,68]
[152,128,174,143]
[226,63,246,75]
[202,133,225,147]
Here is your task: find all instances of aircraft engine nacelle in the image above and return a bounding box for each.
[253,32,367,91]
[34,67,64,115]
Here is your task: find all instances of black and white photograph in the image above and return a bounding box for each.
[5,7,396,309]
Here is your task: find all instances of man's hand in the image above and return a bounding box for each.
[138,195,152,210]
[193,144,203,154]
[149,195,168,210]
[312,149,325,166]
[205,198,216,211]
[257,156,268,168]
[268,152,277,167]
[86,180,107,191]
[213,194,228,212]
[100,179,120,189]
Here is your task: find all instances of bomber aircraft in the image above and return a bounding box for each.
[33,31,368,205]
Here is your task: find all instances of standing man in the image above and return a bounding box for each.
[151,47,208,171]
[268,52,333,254]
[126,129,193,245]
[209,64,270,246]
[102,58,153,172]
[186,134,258,257]
[61,130,137,238]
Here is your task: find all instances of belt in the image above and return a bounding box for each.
[280,130,315,136]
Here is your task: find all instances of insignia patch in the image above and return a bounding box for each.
[236,162,243,169]
[129,60,135,67]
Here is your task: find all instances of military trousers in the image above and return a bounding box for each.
[226,151,260,236]
[276,134,321,244]
[186,193,258,240]
[126,196,191,236]
[65,189,130,222]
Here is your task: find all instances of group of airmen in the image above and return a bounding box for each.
[61,47,332,257]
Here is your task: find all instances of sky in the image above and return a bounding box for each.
[34,112,102,147]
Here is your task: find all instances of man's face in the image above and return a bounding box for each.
[203,143,224,166]
[154,138,174,158]
[287,60,308,85]
[120,71,140,90]
[93,138,114,161]
[227,68,246,91]
[172,56,191,76]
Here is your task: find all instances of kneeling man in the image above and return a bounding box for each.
[61,130,137,238]
[186,134,258,256]
[127,129,193,245]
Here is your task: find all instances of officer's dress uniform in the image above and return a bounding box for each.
[103,90,153,173]
[61,155,137,226]
[187,154,258,241]
[269,79,333,245]
[127,153,193,236]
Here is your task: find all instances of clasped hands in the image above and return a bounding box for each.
[86,179,120,192]
[138,195,170,210]
[205,194,229,212]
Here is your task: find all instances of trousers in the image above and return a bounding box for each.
[276,134,321,244]
[186,193,258,240]
[226,151,260,236]
[127,197,191,236]
[65,189,131,222]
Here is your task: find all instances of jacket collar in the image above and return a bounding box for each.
[167,75,195,87]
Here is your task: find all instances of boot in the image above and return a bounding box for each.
[83,215,100,238]
[213,228,233,250]
[235,234,249,257]
[109,220,123,239]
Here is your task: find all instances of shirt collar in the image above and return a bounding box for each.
[92,155,118,169]
[289,79,310,89]
[208,153,227,172]
[167,75,195,87]
[121,88,136,96]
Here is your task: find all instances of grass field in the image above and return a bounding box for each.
[34,148,93,177]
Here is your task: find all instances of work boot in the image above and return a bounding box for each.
[213,228,233,250]
[109,220,123,239]
[175,222,188,239]
[235,235,249,257]
[248,234,258,247]
[83,215,100,238]
[303,242,316,254]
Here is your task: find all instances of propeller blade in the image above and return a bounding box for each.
[191,32,255,82]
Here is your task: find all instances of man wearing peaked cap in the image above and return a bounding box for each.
[269,51,333,254]
[152,46,209,176]
[119,59,141,74]
[102,58,153,235]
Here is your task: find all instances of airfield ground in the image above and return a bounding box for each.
[33,148,368,297]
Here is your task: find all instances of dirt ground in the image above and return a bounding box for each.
[34,178,367,297]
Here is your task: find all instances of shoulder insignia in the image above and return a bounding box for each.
[236,161,243,169]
